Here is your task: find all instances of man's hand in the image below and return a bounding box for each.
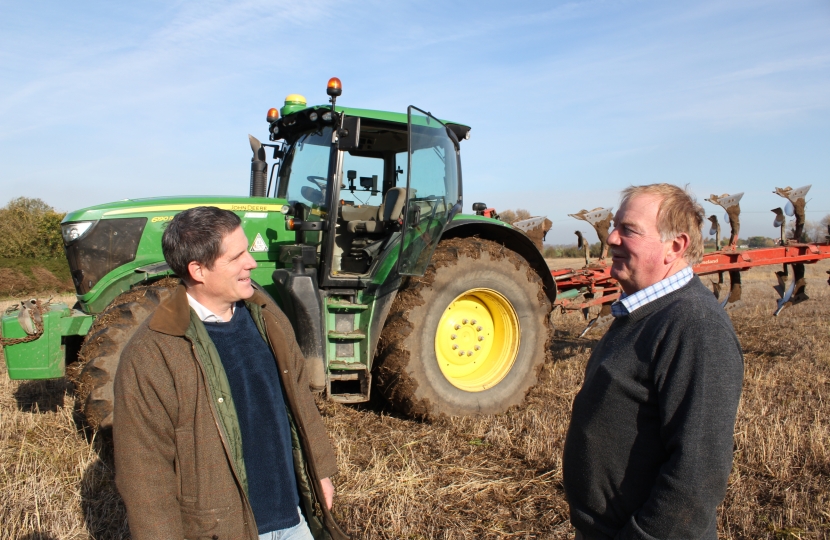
[320,477,334,510]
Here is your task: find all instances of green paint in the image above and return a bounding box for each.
[283,105,469,130]
[451,213,511,226]
[6,94,545,393]
[65,196,295,313]
[1,303,91,379]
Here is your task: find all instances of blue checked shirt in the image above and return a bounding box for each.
[611,266,694,317]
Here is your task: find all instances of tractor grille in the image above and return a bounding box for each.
[65,218,147,295]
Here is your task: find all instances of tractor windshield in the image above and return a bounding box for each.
[276,127,333,211]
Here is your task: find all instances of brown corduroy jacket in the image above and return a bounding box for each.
[113,284,349,540]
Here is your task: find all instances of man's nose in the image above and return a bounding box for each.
[245,253,258,269]
[608,228,621,245]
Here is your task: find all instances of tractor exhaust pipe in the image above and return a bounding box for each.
[249,135,268,197]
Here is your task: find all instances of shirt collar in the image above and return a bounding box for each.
[186,292,235,323]
[611,266,694,317]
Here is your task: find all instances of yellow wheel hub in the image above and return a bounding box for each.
[434,288,520,392]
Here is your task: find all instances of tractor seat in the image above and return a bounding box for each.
[346,187,407,234]
[340,204,379,222]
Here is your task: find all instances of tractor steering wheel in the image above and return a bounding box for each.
[306,176,327,190]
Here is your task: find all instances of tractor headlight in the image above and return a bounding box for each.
[322,111,332,122]
[61,221,94,244]
[308,111,318,122]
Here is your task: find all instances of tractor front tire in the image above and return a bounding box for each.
[375,237,552,418]
[69,280,177,430]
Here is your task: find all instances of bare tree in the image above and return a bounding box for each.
[499,209,517,224]
[498,208,533,224]
[803,217,830,242]
[515,209,532,221]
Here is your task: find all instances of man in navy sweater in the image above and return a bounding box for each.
[563,184,744,539]
[114,207,348,539]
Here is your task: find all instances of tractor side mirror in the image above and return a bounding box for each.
[337,116,361,151]
[472,202,487,212]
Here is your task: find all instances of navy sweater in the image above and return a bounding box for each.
[563,277,744,540]
[204,305,300,534]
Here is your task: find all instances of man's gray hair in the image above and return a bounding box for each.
[620,183,705,265]
[162,206,242,282]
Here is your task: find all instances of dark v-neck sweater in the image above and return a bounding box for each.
[563,276,744,540]
[204,304,300,534]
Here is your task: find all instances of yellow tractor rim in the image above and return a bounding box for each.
[434,288,520,392]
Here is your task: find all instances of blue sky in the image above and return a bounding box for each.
[2,0,828,244]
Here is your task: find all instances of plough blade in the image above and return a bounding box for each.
[773,264,808,316]
[569,207,613,260]
[554,185,829,337]
[705,192,743,249]
[710,271,742,310]
[773,185,811,242]
[580,305,613,338]
[513,215,552,251]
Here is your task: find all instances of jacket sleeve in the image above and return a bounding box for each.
[617,318,744,540]
[113,332,185,540]
[286,324,339,480]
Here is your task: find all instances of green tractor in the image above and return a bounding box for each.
[1,78,555,429]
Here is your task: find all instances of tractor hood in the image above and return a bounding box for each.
[62,196,290,223]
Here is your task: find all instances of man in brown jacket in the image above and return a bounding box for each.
[113,206,348,540]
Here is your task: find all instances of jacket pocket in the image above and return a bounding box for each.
[175,427,198,503]
[181,506,243,540]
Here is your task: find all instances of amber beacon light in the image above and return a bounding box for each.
[266,107,279,123]
[327,77,342,97]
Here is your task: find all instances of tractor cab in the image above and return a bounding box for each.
[2,77,556,426]
[258,80,469,287]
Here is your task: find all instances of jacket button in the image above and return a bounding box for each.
[283,370,288,374]
[217,397,224,403]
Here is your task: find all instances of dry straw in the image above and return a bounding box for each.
[1,262,828,539]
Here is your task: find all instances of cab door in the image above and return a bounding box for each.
[398,106,461,276]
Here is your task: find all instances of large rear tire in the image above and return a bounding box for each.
[69,279,177,430]
[374,237,552,418]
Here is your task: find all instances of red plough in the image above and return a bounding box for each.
[554,185,830,335]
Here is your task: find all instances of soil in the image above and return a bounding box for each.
[0,268,34,297]
[1,264,829,537]
[0,263,73,298]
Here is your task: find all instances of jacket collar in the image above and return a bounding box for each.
[149,283,269,336]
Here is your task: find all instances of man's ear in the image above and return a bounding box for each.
[665,233,690,264]
[187,261,206,285]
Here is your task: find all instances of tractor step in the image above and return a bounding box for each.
[325,298,369,312]
[327,329,366,341]
[327,364,370,403]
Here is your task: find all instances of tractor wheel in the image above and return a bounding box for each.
[69,279,177,430]
[374,237,552,418]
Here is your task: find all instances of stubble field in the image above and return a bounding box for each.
[1,260,828,539]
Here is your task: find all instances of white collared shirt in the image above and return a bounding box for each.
[611,266,694,317]
[186,293,235,323]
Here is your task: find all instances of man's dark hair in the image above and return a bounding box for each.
[162,206,242,282]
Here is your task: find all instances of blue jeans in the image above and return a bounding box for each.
[258,507,313,540]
